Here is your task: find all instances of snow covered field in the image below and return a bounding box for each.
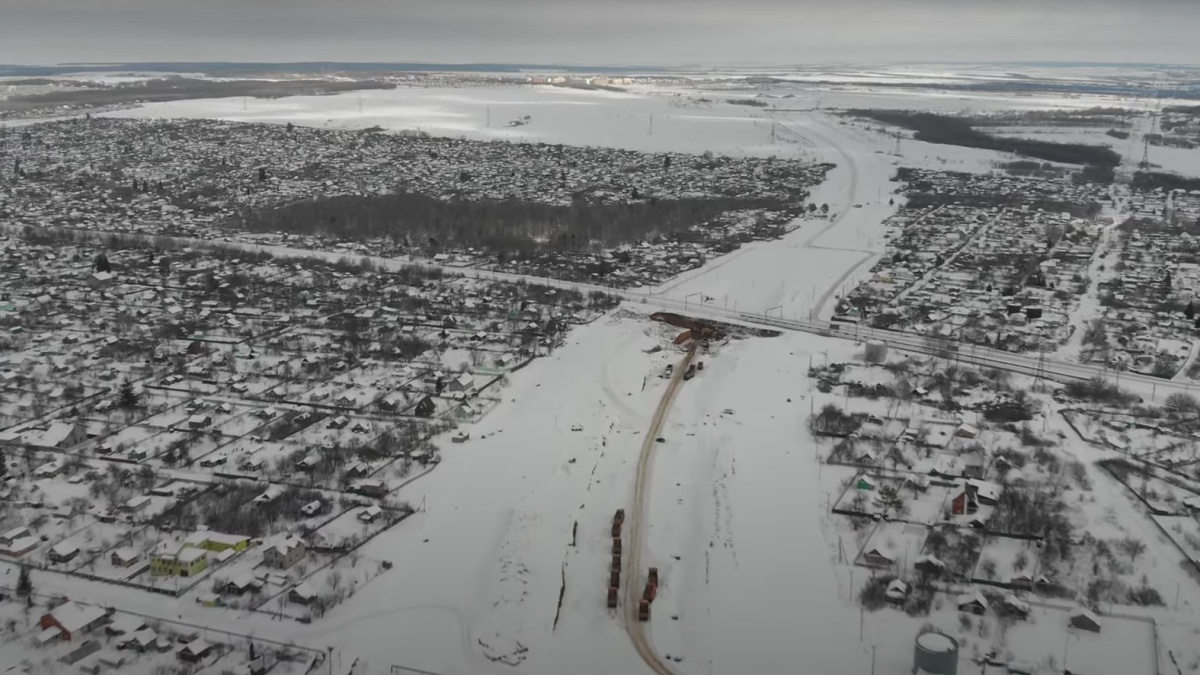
[1,73,1194,674]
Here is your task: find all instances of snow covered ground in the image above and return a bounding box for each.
[4,75,1196,674]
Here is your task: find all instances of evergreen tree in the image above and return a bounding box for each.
[117,379,140,410]
[0,449,6,477]
[16,566,32,597]
[1187,301,1195,321]
[94,253,111,273]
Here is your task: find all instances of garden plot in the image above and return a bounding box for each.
[288,419,384,449]
[1102,460,1200,515]
[833,474,905,517]
[157,376,223,395]
[905,483,957,524]
[1002,605,1156,675]
[312,505,411,551]
[36,517,139,569]
[1153,515,1200,563]
[857,520,927,573]
[209,407,275,439]
[919,525,984,578]
[973,536,1042,587]
[258,552,391,621]
[216,437,297,474]
[95,425,185,461]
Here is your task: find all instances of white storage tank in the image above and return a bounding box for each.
[913,631,958,675]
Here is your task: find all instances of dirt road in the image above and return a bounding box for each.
[622,347,696,675]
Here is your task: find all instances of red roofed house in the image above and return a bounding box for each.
[40,602,110,641]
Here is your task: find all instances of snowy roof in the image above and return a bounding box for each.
[956,590,988,608]
[916,632,955,654]
[38,421,79,447]
[48,602,107,633]
[51,540,80,556]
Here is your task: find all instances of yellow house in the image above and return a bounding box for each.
[182,531,252,553]
[151,545,208,577]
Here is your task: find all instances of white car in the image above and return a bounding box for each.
[570,424,583,432]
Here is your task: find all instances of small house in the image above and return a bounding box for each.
[884,579,909,604]
[300,500,324,517]
[49,541,81,564]
[957,590,989,615]
[1002,594,1031,618]
[40,602,109,641]
[289,582,318,605]
[414,396,436,418]
[861,546,896,568]
[178,639,215,663]
[351,479,387,498]
[187,414,212,430]
[263,536,306,570]
[914,555,946,578]
[359,505,384,523]
[1069,608,1102,633]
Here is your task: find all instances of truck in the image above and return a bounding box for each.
[648,567,659,586]
[643,582,657,603]
[683,364,697,381]
[663,364,674,379]
[638,599,650,621]
[607,587,618,608]
[612,537,622,555]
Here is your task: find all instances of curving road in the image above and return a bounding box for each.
[622,346,696,675]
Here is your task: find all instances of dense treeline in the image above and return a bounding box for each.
[1132,171,1200,192]
[848,109,1122,167]
[965,108,1130,128]
[904,191,1102,219]
[0,77,396,113]
[236,191,786,253]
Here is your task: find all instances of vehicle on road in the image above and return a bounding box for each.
[638,599,650,621]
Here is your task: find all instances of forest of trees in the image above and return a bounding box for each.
[0,77,396,113]
[849,110,1123,167]
[235,191,787,254]
[1132,171,1200,193]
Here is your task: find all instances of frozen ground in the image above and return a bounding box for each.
[6,76,1196,674]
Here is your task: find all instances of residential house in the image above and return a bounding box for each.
[350,479,387,498]
[289,582,318,605]
[187,414,212,430]
[117,629,159,652]
[448,372,474,393]
[220,575,265,596]
[914,554,946,578]
[110,547,140,568]
[884,579,909,605]
[414,395,436,418]
[1069,608,1102,633]
[151,543,208,577]
[861,546,896,568]
[0,526,38,557]
[957,590,989,615]
[263,536,306,570]
[35,421,87,449]
[359,505,384,523]
[178,639,215,663]
[49,541,81,564]
[1002,594,1031,618]
[300,500,324,517]
[40,602,109,641]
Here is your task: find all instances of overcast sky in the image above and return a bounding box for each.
[1,0,1197,66]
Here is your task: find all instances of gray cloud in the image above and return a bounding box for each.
[0,0,1196,66]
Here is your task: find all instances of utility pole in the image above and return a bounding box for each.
[870,644,877,675]
[648,113,654,136]
[486,106,491,128]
